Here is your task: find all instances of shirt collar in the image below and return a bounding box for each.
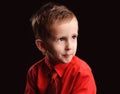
[54,56,76,77]
[45,57,69,78]
[45,57,53,71]
[54,62,69,78]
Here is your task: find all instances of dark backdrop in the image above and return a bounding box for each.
[1,0,119,94]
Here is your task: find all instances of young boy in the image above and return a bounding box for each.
[24,2,97,94]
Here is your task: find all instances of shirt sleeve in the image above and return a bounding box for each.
[24,67,38,94]
[71,69,97,94]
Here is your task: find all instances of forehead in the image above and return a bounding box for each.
[49,17,78,37]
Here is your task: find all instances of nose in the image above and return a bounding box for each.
[65,40,72,51]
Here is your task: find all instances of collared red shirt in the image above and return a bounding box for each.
[24,56,97,94]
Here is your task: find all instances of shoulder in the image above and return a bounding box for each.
[72,56,91,70]
[69,56,92,75]
[69,56,97,94]
[27,57,45,76]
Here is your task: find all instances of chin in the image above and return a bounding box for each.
[63,61,71,64]
[58,55,74,63]
[62,58,73,64]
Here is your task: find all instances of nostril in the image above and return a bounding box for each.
[65,46,71,51]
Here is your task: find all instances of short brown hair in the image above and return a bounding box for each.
[30,2,76,40]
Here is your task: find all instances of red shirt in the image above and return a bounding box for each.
[24,56,97,94]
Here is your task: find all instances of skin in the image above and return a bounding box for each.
[36,17,78,64]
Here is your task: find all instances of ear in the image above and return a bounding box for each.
[35,39,47,55]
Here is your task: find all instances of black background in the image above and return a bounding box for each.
[1,0,119,94]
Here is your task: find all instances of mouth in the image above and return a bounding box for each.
[63,54,72,58]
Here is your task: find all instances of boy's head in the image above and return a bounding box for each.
[31,2,79,64]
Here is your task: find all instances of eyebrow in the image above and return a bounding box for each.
[73,33,78,36]
[58,33,78,38]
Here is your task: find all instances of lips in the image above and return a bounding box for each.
[63,54,72,58]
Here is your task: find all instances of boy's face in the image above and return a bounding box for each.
[46,17,78,64]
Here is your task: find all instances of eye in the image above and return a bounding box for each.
[58,37,65,41]
[72,35,78,39]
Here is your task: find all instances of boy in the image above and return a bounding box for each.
[24,2,97,94]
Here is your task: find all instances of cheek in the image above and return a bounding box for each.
[73,43,77,54]
[72,40,77,48]
[75,42,77,48]
[47,43,60,54]
[52,45,62,54]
